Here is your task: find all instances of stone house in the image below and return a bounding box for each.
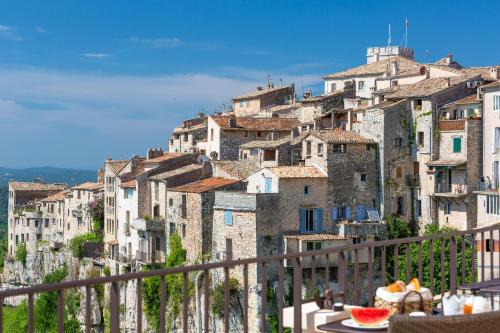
[166,177,242,263]
[205,115,300,160]
[238,134,305,167]
[298,90,347,123]
[232,84,295,117]
[38,190,68,246]
[302,129,380,222]
[211,160,260,180]
[168,114,207,154]
[7,182,68,256]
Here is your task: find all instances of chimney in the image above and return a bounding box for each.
[303,89,313,99]
[198,112,205,120]
[228,115,237,128]
[391,62,398,76]
[257,86,263,91]
[447,77,451,87]
[490,67,499,80]
[446,54,453,66]
[147,148,163,159]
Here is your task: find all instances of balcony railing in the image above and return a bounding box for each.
[1,224,499,332]
[435,182,467,194]
[135,250,164,264]
[406,174,421,188]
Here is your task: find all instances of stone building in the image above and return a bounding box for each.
[238,134,305,167]
[38,190,68,246]
[232,84,295,117]
[211,160,260,180]
[205,115,300,160]
[168,113,207,154]
[298,90,347,123]
[63,182,104,243]
[166,177,242,263]
[302,129,380,221]
[7,182,68,256]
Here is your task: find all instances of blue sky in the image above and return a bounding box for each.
[0,0,499,170]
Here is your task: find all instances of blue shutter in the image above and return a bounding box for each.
[314,208,324,232]
[264,178,272,193]
[224,210,233,225]
[331,207,338,221]
[356,205,366,221]
[453,137,462,153]
[345,206,352,220]
[299,208,306,233]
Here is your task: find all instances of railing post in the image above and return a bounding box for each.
[293,256,302,333]
[450,236,457,294]
[137,278,143,333]
[243,265,249,333]
[85,286,92,333]
[278,259,284,333]
[159,276,166,333]
[57,289,64,333]
[337,251,346,297]
[0,297,3,333]
[110,281,120,333]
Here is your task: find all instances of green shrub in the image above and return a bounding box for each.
[15,242,27,266]
[103,266,111,276]
[69,233,100,259]
[211,278,241,318]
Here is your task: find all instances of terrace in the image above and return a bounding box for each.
[1,224,499,332]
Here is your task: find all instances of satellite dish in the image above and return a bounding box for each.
[419,66,426,76]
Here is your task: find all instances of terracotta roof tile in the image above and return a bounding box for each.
[240,136,291,149]
[386,75,479,99]
[427,160,467,167]
[148,164,203,181]
[119,180,136,188]
[438,120,465,131]
[142,153,186,164]
[9,181,68,191]
[481,81,500,90]
[268,166,327,179]
[41,190,70,202]
[168,177,239,193]
[106,160,129,175]
[232,85,294,101]
[441,94,480,107]
[72,182,104,191]
[211,116,299,131]
[324,56,422,79]
[307,129,375,144]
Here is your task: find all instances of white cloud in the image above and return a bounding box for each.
[0,25,22,41]
[82,53,112,59]
[34,26,46,33]
[130,37,184,49]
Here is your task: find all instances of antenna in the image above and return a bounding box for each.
[388,24,392,46]
[301,74,304,98]
[405,18,408,48]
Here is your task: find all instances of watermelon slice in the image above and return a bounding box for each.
[350,308,391,326]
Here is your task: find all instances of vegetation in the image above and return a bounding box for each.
[15,242,27,266]
[68,232,101,259]
[4,265,82,333]
[103,266,111,277]
[143,233,188,331]
[211,278,241,318]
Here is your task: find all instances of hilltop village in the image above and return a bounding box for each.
[5,45,500,331]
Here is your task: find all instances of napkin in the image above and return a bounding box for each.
[442,295,465,316]
[472,296,492,314]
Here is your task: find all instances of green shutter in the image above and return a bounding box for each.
[453,137,462,153]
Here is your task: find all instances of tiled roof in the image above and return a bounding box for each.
[300,91,344,104]
[427,160,467,167]
[307,128,375,144]
[41,190,70,202]
[324,56,422,79]
[432,56,463,69]
[481,81,500,90]
[290,132,309,146]
[386,75,480,99]
[211,116,299,131]
[9,181,68,191]
[148,164,203,181]
[268,166,327,179]
[172,123,207,133]
[232,85,293,101]
[142,153,186,164]
[212,160,260,180]
[106,160,129,175]
[283,232,347,241]
[441,94,480,107]
[240,136,292,149]
[72,182,104,191]
[168,177,239,193]
[367,99,407,110]
[119,180,136,188]
[439,120,465,131]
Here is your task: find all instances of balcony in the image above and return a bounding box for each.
[434,182,468,197]
[1,225,499,332]
[406,174,421,188]
[135,250,164,264]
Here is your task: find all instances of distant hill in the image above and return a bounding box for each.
[0,166,97,240]
[0,166,97,186]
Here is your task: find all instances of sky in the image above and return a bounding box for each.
[0,0,499,170]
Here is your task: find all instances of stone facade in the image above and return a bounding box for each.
[232,84,295,117]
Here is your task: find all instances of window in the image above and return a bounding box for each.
[169,223,176,235]
[257,131,262,137]
[263,149,276,161]
[183,133,188,142]
[182,224,186,238]
[239,101,243,107]
[306,241,322,251]
[246,101,250,107]
[305,141,312,156]
[453,137,462,153]
[360,174,367,182]
[417,200,422,217]
[225,238,233,261]
[395,137,402,147]
[154,181,159,201]
[210,129,214,141]
[332,144,346,153]
[366,144,371,151]
[486,239,493,252]
[250,149,259,156]
[125,211,130,233]
[305,209,314,232]
[181,194,187,219]
[396,197,404,215]
[264,177,273,193]
[244,131,248,137]
[168,198,173,207]
[124,188,134,199]
[494,128,500,152]
[77,190,81,199]
[304,185,311,195]
[444,202,451,215]
[331,83,337,92]
[357,80,365,91]
[417,132,424,147]
[396,167,402,178]
[224,210,233,225]
[486,195,500,215]
[317,143,324,156]
[415,99,423,110]
[494,96,500,111]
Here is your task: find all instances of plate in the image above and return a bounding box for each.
[341,319,389,330]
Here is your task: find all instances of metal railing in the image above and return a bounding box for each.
[1,224,499,333]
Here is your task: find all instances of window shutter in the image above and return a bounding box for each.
[264,178,272,193]
[331,207,338,221]
[224,210,233,225]
[299,208,306,233]
[314,208,324,232]
[345,206,352,220]
[453,137,462,153]
[356,205,366,221]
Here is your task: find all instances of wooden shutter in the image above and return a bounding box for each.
[299,208,306,233]
[331,207,338,221]
[314,208,324,232]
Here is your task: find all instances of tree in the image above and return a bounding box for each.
[15,241,27,266]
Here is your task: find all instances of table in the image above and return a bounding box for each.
[458,278,500,295]
[316,320,387,332]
